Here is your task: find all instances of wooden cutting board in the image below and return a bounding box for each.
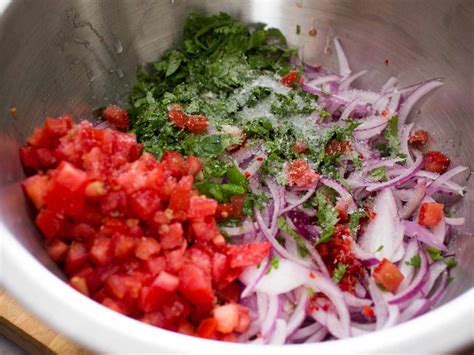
[0,289,91,354]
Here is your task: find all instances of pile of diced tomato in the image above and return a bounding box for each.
[19,112,271,341]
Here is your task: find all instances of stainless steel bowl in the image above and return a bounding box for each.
[1,0,473,352]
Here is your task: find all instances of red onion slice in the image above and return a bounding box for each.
[397,239,420,291]
[380,76,398,95]
[240,256,270,298]
[260,294,280,339]
[398,79,444,125]
[285,291,309,336]
[366,152,423,192]
[339,70,368,91]
[334,38,351,77]
[399,123,415,166]
[320,178,357,213]
[280,182,318,214]
[269,319,287,344]
[388,251,429,304]
[352,116,388,140]
[399,178,426,219]
[445,217,465,226]
[403,220,447,251]
[426,166,468,194]
[290,322,323,341]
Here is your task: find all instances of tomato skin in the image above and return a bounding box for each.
[35,209,64,240]
[373,258,404,293]
[22,174,50,209]
[280,70,300,87]
[408,130,428,146]
[178,264,214,306]
[186,115,208,134]
[226,242,272,268]
[325,139,351,155]
[286,159,319,187]
[418,202,444,228]
[103,105,130,131]
[424,151,450,174]
[196,318,218,339]
[168,109,188,129]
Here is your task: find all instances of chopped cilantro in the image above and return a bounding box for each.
[349,210,366,235]
[375,245,384,253]
[405,254,421,268]
[277,216,309,257]
[307,287,315,297]
[369,167,387,181]
[383,115,401,158]
[426,247,457,268]
[332,263,347,284]
[267,256,280,274]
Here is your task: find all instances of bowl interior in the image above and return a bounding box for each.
[1,0,472,350]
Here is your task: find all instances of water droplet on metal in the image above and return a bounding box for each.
[114,40,123,54]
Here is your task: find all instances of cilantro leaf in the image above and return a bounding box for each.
[349,210,366,235]
[332,263,347,284]
[277,216,309,257]
[267,256,280,274]
[405,254,421,268]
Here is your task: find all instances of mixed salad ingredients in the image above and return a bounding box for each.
[20,13,468,344]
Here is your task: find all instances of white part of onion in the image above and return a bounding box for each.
[359,188,405,262]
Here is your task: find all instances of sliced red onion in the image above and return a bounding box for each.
[359,188,405,262]
[269,319,287,344]
[280,183,317,214]
[399,123,415,166]
[415,171,466,195]
[338,89,380,105]
[351,243,379,266]
[388,250,429,304]
[339,70,368,91]
[343,292,372,308]
[367,278,389,330]
[382,305,400,329]
[399,179,426,219]
[352,116,388,140]
[257,292,268,325]
[366,152,423,192]
[340,98,362,119]
[94,120,112,129]
[386,92,401,116]
[421,261,447,296]
[403,220,447,251]
[305,275,351,338]
[307,75,341,87]
[445,217,465,226]
[290,322,323,341]
[320,177,357,213]
[260,294,280,339]
[241,258,311,295]
[373,95,390,115]
[231,143,261,164]
[361,157,404,176]
[380,76,398,95]
[304,327,329,343]
[244,152,267,178]
[285,291,309,336]
[426,166,468,195]
[397,239,420,291]
[240,256,270,298]
[334,38,351,77]
[398,79,444,125]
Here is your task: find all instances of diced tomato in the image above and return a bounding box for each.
[213,304,239,334]
[286,159,319,187]
[45,161,88,216]
[46,239,69,262]
[186,115,208,134]
[362,305,375,318]
[113,233,136,258]
[179,264,214,306]
[65,242,88,274]
[234,306,251,333]
[103,105,130,131]
[373,258,404,293]
[100,190,127,216]
[191,217,219,242]
[22,174,49,209]
[138,285,172,313]
[168,175,193,219]
[43,116,73,141]
[129,189,161,220]
[135,237,161,260]
[408,130,428,146]
[102,298,128,315]
[84,181,106,198]
[106,274,142,300]
[165,248,186,273]
[186,155,201,176]
[27,127,49,148]
[187,248,212,276]
[418,202,444,228]
[153,271,180,292]
[36,148,57,168]
[35,209,64,240]
[161,151,187,178]
[69,276,89,296]
[146,255,166,275]
[188,196,218,219]
[280,70,299,87]
[211,252,228,283]
[325,139,352,155]
[159,223,184,250]
[226,242,271,268]
[196,318,218,339]
[424,151,450,174]
[90,238,113,266]
[291,139,308,154]
[177,320,195,336]
[168,109,188,129]
[19,146,40,174]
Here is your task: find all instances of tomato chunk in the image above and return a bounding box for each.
[213,304,239,334]
[373,258,404,293]
[286,159,319,187]
[408,130,428,146]
[196,318,218,339]
[179,264,214,306]
[103,105,130,131]
[35,209,64,240]
[423,151,450,174]
[188,196,218,219]
[280,70,300,87]
[226,242,272,268]
[418,202,444,228]
[186,115,208,134]
[22,175,50,209]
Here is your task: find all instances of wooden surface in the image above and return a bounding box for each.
[0,289,90,355]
